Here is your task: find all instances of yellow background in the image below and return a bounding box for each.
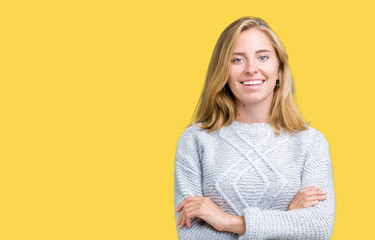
[1,0,374,239]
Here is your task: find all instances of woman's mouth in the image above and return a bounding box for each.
[241,80,265,89]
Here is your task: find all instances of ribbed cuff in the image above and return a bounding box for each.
[239,207,264,240]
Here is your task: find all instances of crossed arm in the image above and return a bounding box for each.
[176,186,327,234]
[174,130,336,239]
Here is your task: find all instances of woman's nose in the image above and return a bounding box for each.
[245,61,258,75]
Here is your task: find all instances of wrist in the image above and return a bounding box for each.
[224,214,246,235]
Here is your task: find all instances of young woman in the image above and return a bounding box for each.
[174,17,336,239]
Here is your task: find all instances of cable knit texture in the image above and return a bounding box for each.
[174,121,335,240]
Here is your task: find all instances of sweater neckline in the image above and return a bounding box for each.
[228,120,274,132]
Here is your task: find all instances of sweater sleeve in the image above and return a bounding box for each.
[174,128,238,240]
[238,131,336,240]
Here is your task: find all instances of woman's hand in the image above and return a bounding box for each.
[175,196,230,232]
[288,186,327,211]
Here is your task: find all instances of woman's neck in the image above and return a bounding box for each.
[234,100,272,124]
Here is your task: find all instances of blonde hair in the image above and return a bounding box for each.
[189,16,308,135]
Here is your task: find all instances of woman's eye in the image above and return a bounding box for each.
[259,55,268,61]
[232,58,244,63]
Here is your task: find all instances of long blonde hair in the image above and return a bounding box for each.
[189,16,308,135]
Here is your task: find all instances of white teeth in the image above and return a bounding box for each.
[242,80,264,85]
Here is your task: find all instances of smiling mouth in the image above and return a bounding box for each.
[241,80,265,86]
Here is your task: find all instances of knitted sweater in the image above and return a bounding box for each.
[174,121,336,240]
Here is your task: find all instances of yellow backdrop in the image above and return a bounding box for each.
[1,0,374,239]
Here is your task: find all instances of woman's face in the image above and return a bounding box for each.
[228,28,280,107]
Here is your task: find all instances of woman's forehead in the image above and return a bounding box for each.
[234,28,274,53]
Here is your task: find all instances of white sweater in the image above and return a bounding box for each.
[174,121,336,240]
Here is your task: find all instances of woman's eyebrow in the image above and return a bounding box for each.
[256,49,271,54]
[232,52,247,56]
[232,49,272,55]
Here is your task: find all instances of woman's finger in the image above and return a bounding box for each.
[179,211,186,229]
[176,199,186,212]
[182,201,201,228]
[176,196,201,212]
[304,200,320,208]
[301,191,326,198]
[177,211,181,225]
[177,207,185,225]
[304,194,327,202]
[288,186,327,211]
[299,186,319,193]
[302,189,326,197]
[177,210,181,225]
[177,196,215,229]
[186,214,192,228]
[185,210,196,229]
[185,205,201,228]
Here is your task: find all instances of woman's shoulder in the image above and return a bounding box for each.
[178,122,211,140]
[295,124,330,149]
[175,123,214,154]
[176,122,220,148]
